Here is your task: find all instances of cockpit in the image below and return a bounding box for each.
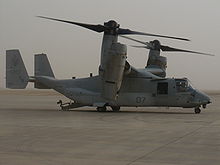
[175,78,192,92]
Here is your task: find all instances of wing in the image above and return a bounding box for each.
[124,61,163,79]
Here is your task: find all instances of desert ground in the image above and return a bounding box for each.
[0,89,220,165]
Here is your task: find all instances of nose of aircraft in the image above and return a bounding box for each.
[194,90,211,105]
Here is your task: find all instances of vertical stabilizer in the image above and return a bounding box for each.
[34,54,55,89]
[6,49,29,89]
[34,54,55,77]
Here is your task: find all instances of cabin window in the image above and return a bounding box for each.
[157,82,168,94]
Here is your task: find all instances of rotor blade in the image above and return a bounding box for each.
[130,45,148,49]
[37,16,106,33]
[160,45,214,56]
[118,28,190,41]
[120,36,149,45]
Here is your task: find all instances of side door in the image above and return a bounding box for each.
[155,81,169,106]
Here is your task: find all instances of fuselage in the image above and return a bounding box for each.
[36,75,211,109]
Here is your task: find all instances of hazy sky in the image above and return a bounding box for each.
[0,0,220,90]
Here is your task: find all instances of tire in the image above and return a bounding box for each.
[97,106,107,112]
[111,106,120,112]
[195,108,201,114]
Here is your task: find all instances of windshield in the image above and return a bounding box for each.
[175,78,192,92]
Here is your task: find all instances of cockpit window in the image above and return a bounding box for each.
[175,79,190,92]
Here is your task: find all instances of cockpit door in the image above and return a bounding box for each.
[174,79,194,106]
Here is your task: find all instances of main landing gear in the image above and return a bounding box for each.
[111,106,120,112]
[96,106,120,112]
[97,106,107,112]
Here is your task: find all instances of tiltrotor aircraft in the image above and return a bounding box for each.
[6,16,213,113]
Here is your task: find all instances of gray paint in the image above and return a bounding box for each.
[6,50,29,89]
[5,50,211,112]
[35,54,55,78]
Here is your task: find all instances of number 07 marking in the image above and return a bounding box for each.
[136,97,146,103]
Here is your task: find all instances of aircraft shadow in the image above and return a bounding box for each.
[2,108,194,114]
[66,109,194,114]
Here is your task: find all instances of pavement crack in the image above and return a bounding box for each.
[126,126,205,165]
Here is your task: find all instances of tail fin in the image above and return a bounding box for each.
[34,54,55,89]
[6,50,29,89]
[34,54,55,77]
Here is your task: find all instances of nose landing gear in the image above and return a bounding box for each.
[194,107,201,114]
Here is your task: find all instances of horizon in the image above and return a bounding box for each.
[1,0,220,90]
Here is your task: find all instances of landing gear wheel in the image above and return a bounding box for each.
[111,106,120,112]
[194,107,201,114]
[97,106,107,112]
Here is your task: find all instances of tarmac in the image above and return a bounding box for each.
[0,89,220,165]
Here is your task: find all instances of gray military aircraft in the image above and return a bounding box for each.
[6,17,213,113]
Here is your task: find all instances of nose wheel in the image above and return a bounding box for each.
[194,107,201,114]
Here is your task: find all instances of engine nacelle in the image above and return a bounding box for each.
[101,42,127,100]
[147,50,167,70]
[146,49,167,77]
